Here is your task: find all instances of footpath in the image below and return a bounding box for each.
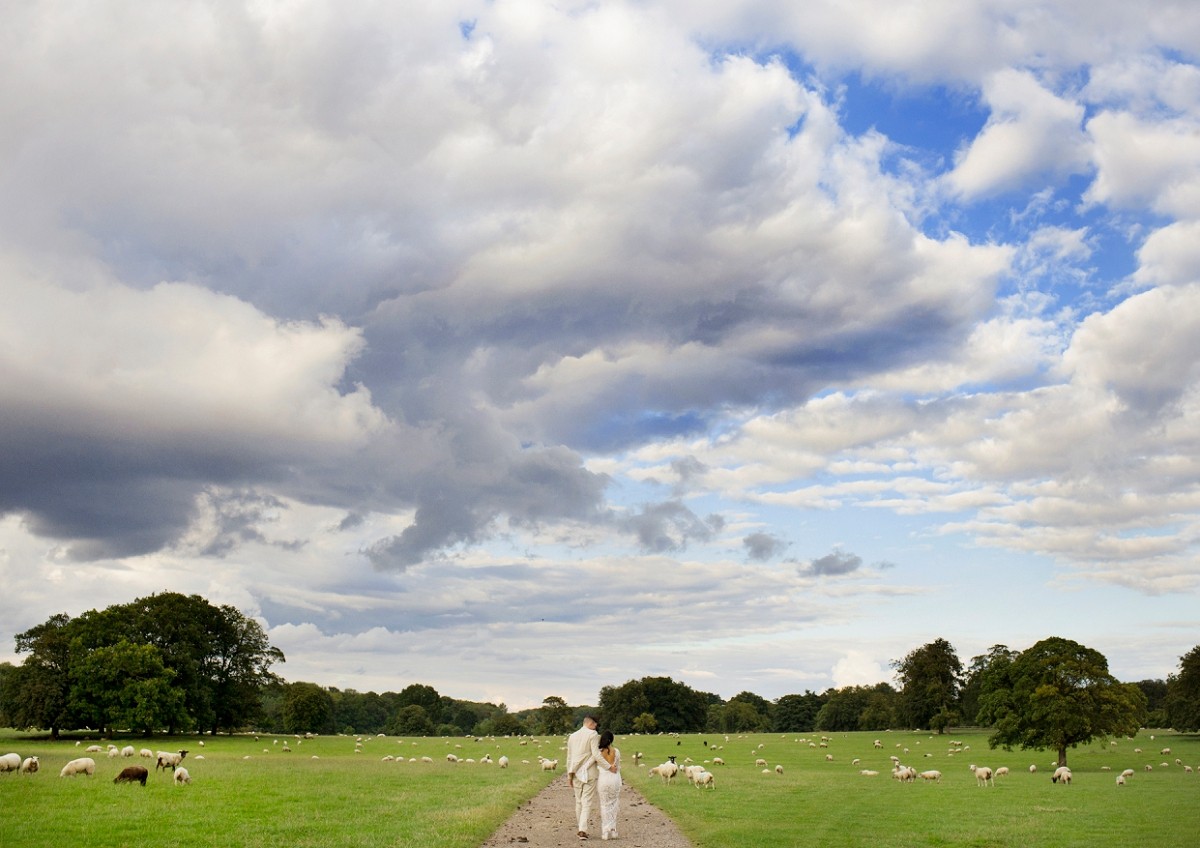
[479,773,695,848]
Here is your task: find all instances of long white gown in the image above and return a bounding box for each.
[597,746,622,840]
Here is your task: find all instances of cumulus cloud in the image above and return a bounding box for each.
[743,531,788,561]
[804,550,864,576]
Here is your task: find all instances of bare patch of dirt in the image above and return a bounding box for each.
[479,774,694,848]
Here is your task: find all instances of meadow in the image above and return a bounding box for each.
[1,727,1197,847]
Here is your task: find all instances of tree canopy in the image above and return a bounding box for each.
[977,636,1147,766]
[893,637,963,733]
[597,676,714,733]
[1165,644,1200,732]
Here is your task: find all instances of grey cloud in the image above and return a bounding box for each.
[743,532,788,562]
[804,550,863,576]
[621,500,725,553]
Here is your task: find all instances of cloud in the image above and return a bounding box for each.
[804,550,864,576]
[743,531,788,562]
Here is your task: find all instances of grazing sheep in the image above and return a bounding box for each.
[755,757,768,767]
[120,746,135,758]
[860,769,880,776]
[1029,764,1038,773]
[970,765,994,787]
[1051,766,1072,784]
[649,762,678,784]
[892,765,917,783]
[445,753,459,763]
[1116,774,1126,786]
[498,756,509,768]
[59,757,96,777]
[540,758,558,771]
[113,766,149,786]
[711,757,725,766]
[918,770,942,783]
[0,753,21,773]
[1161,748,1171,756]
[155,750,189,772]
[85,745,103,753]
[693,770,715,789]
[775,764,784,775]
[140,749,154,759]
[1121,768,1135,778]
[994,767,1010,778]
[173,766,191,785]
[20,757,39,774]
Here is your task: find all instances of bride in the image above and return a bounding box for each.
[596,730,622,840]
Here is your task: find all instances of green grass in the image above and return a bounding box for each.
[621,729,1200,848]
[2,728,1197,847]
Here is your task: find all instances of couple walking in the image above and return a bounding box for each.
[566,714,622,840]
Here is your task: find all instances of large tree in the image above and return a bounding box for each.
[598,676,712,733]
[7,613,76,737]
[773,691,825,733]
[1165,645,1200,732]
[977,636,1147,767]
[960,644,1019,725]
[893,637,963,732]
[538,696,575,735]
[68,639,187,735]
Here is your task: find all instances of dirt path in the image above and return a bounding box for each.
[479,774,695,848]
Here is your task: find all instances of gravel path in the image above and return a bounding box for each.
[479,774,694,848]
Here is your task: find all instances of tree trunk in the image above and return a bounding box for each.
[1057,745,1067,767]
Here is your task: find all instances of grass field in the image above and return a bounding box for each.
[1,728,1197,847]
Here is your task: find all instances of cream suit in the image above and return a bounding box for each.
[566,721,604,836]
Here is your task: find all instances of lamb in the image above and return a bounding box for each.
[970,765,994,786]
[113,765,149,786]
[20,756,39,774]
[156,750,189,772]
[59,757,96,777]
[173,766,191,785]
[1051,766,1072,784]
[0,753,21,773]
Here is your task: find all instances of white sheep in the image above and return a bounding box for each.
[693,770,715,789]
[140,748,153,759]
[121,746,135,758]
[860,769,879,776]
[156,750,188,772]
[1029,764,1037,773]
[892,765,917,783]
[711,757,725,766]
[446,753,459,763]
[755,757,767,767]
[1116,774,1125,786]
[994,766,1010,778]
[1120,768,1135,778]
[775,764,784,775]
[1051,766,1072,784]
[970,765,994,786]
[85,745,103,753]
[918,770,942,783]
[59,757,96,777]
[498,756,509,768]
[173,766,191,785]
[649,762,678,783]
[20,756,40,774]
[540,758,558,771]
[0,753,21,773]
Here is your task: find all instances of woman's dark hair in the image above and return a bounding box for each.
[599,730,614,750]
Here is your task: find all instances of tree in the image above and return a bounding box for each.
[598,677,711,733]
[9,613,76,737]
[538,696,575,735]
[1165,645,1200,732]
[960,645,1019,725]
[727,691,773,730]
[68,639,187,735]
[631,712,657,733]
[977,636,1147,767]
[1133,679,1169,727]
[396,684,443,725]
[283,682,335,734]
[893,638,963,732]
[390,704,435,736]
[773,691,824,732]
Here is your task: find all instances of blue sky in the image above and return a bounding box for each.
[1,0,1198,710]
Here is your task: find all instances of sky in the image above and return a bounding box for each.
[2,0,1199,712]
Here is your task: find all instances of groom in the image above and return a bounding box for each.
[566,714,603,840]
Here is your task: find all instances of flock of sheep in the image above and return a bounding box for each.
[0,743,192,786]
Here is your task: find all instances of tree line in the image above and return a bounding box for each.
[2,595,1198,760]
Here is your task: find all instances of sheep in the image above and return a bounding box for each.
[498,756,509,768]
[1029,764,1038,773]
[1116,774,1126,786]
[540,758,558,771]
[1161,747,1171,756]
[860,769,880,776]
[693,770,715,789]
[892,765,917,783]
[0,753,21,773]
[711,757,724,766]
[20,756,39,774]
[139,748,154,759]
[918,770,942,783]
[970,765,994,787]
[173,766,191,785]
[994,766,1010,778]
[85,745,103,753]
[1051,766,1072,784]
[755,757,768,767]
[1121,768,1135,778]
[113,765,149,786]
[649,762,678,784]
[156,750,189,772]
[59,757,96,777]
[446,753,459,763]
[775,764,784,775]
[121,745,135,758]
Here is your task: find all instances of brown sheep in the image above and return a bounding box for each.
[114,765,149,786]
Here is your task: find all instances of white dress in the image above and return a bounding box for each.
[597,747,622,840]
